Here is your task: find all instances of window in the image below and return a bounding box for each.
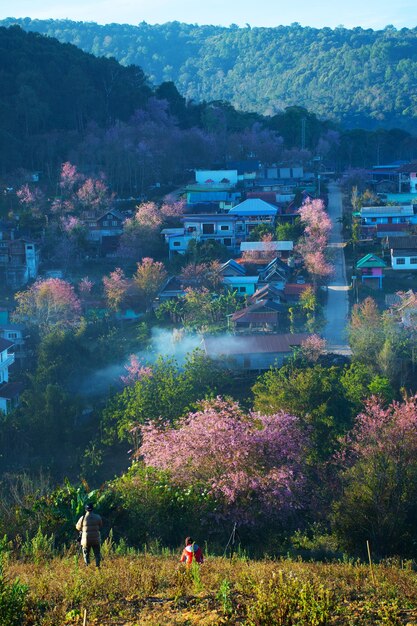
[371,218,377,223]
[7,333,17,340]
[239,286,246,293]
[103,220,109,226]
[202,223,215,234]
[220,225,229,231]
[173,241,181,247]
[26,245,33,250]
[223,238,232,246]
[243,357,251,368]
[411,258,417,265]
[396,258,405,265]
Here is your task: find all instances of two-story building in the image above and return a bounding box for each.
[0,337,21,414]
[0,238,40,289]
[163,198,279,258]
[359,205,417,237]
[163,214,239,257]
[228,198,278,237]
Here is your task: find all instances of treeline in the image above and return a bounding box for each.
[3,18,417,131]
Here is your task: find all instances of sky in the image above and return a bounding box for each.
[1,0,417,30]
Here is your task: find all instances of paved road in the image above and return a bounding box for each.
[322,183,351,353]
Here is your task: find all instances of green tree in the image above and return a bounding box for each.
[253,364,352,461]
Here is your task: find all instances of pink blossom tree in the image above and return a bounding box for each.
[334,395,417,555]
[296,198,334,283]
[301,335,326,362]
[133,257,168,310]
[103,268,129,312]
[121,354,153,386]
[13,278,82,335]
[137,397,309,523]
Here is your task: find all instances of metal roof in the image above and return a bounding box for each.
[361,205,414,217]
[240,241,293,252]
[204,333,309,355]
[229,198,278,215]
[0,338,14,351]
[388,236,417,249]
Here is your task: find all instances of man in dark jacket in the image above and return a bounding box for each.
[76,503,103,567]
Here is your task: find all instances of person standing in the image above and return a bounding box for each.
[180,537,204,566]
[76,503,103,567]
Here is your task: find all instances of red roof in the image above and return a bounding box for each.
[284,283,312,296]
[204,333,309,355]
[232,311,278,324]
[0,382,24,399]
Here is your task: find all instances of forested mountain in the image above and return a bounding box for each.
[2,18,417,131]
[0,25,152,174]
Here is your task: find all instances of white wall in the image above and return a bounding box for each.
[195,170,238,185]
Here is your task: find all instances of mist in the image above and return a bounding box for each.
[76,327,203,396]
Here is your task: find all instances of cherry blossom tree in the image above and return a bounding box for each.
[296,198,334,282]
[137,397,309,524]
[103,268,129,312]
[13,278,82,335]
[333,395,417,556]
[133,257,168,310]
[301,335,326,362]
[121,354,153,386]
[242,233,277,262]
[180,261,222,291]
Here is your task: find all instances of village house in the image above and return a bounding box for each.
[163,200,279,258]
[257,257,291,288]
[358,205,417,238]
[0,337,22,414]
[240,240,293,260]
[185,169,241,211]
[355,253,386,289]
[0,238,40,289]
[82,208,125,255]
[223,275,259,296]
[387,236,417,270]
[283,283,313,302]
[219,259,247,278]
[228,198,278,237]
[229,303,279,333]
[0,323,28,366]
[203,333,309,370]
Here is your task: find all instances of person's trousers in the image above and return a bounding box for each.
[82,544,101,567]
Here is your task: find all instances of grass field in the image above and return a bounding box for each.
[5,551,417,625]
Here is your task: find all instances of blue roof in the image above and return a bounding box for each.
[188,192,232,202]
[182,214,237,222]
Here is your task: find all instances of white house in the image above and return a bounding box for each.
[163,202,279,258]
[388,236,417,270]
[223,275,260,296]
[0,337,21,414]
[195,169,238,186]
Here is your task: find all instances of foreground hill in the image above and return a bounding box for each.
[3,18,417,131]
[5,552,417,624]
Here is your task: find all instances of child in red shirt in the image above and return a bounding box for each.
[180,536,204,565]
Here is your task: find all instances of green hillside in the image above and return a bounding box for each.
[3,18,417,130]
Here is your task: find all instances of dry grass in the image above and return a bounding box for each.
[6,551,417,625]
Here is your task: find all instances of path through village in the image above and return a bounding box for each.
[322,182,351,353]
